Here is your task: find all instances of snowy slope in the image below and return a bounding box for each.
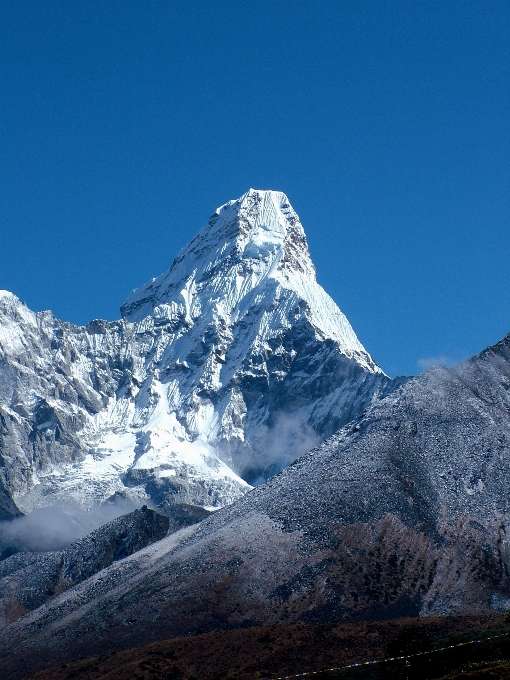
[0,190,392,517]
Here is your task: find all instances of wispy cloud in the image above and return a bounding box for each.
[240,412,319,486]
[417,355,465,371]
[0,498,139,553]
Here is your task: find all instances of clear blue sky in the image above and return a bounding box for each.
[1,1,509,377]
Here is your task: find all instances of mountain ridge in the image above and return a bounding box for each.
[2,331,510,678]
[0,189,392,521]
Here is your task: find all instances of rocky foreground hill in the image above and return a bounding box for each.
[18,616,510,680]
[2,332,510,678]
[0,504,209,627]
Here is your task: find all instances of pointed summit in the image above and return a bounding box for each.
[121,189,375,367]
[210,188,316,278]
[121,189,316,322]
[0,189,395,520]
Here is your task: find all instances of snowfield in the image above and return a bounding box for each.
[0,189,392,518]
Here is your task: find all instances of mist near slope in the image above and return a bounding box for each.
[243,412,320,485]
[0,414,319,553]
[0,497,140,555]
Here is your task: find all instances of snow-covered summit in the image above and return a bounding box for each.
[0,290,27,312]
[121,189,378,370]
[0,290,17,301]
[122,189,313,320]
[0,189,395,519]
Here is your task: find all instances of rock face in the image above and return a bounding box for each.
[2,333,510,678]
[0,505,171,627]
[0,189,390,517]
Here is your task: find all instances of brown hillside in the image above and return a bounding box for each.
[24,615,506,680]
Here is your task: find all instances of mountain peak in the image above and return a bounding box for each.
[121,187,379,367]
[121,189,317,322]
[0,189,391,528]
[211,188,316,278]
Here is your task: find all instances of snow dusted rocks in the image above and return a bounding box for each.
[0,505,171,627]
[3,335,510,679]
[0,190,390,519]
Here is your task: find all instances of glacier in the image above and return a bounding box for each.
[0,189,394,519]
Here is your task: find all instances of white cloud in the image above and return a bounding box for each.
[0,498,139,553]
[417,355,464,370]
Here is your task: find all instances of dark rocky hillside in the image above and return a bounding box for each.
[0,505,172,626]
[20,616,509,680]
[3,332,510,678]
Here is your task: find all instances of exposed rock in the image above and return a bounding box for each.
[2,333,510,677]
[0,190,394,516]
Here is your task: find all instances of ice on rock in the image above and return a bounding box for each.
[0,189,394,518]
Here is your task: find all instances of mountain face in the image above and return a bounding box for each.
[2,333,510,678]
[0,505,171,627]
[0,189,391,519]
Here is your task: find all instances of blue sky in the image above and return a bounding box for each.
[1,1,509,377]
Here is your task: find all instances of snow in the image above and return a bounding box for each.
[122,189,380,368]
[1,189,388,514]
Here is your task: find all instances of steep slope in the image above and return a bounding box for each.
[0,505,171,627]
[2,332,510,677]
[0,189,390,517]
